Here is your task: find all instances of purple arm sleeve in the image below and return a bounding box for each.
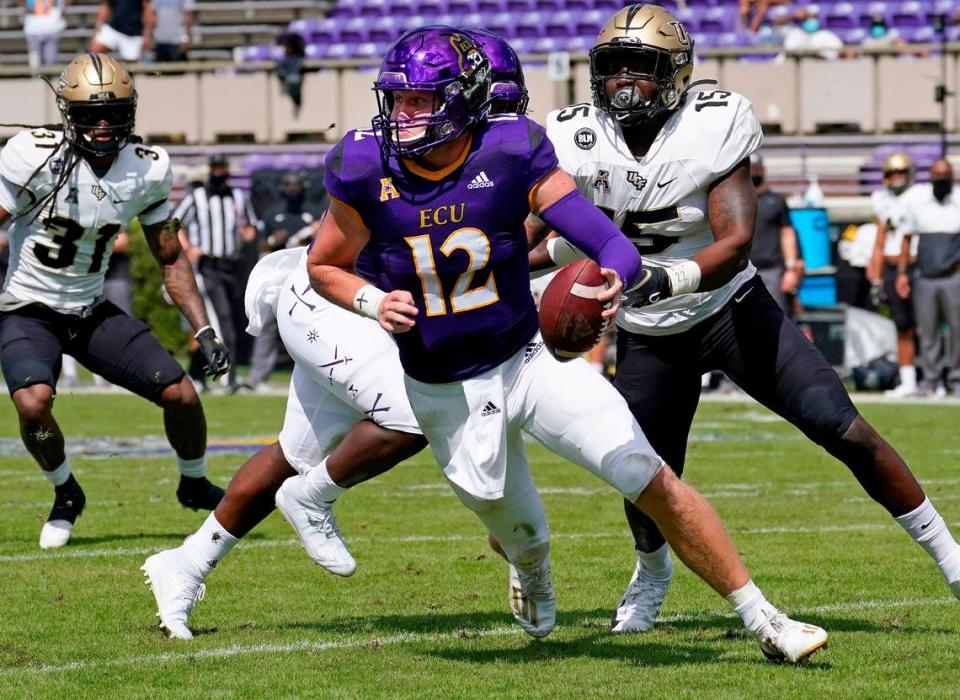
[538,189,642,287]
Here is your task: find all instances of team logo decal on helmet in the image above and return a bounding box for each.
[464,29,529,115]
[589,4,694,125]
[372,25,492,158]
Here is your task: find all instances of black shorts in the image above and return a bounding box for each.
[883,262,916,332]
[0,301,185,401]
[614,274,859,475]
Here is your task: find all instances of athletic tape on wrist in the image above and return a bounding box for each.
[665,261,701,296]
[353,284,386,320]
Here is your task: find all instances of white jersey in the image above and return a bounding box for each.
[870,188,917,258]
[547,90,763,335]
[0,129,172,312]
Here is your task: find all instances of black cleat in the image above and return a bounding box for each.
[39,474,86,549]
[176,476,225,511]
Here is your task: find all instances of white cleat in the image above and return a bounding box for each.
[756,611,828,664]
[610,555,673,633]
[141,550,206,640]
[275,476,356,577]
[39,520,74,549]
[508,560,556,639]
[884,383,920,399]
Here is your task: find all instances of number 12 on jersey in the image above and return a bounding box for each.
[405,228,500,316]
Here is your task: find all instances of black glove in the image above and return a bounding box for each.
[195,326,231,379]
[622,267,672,308]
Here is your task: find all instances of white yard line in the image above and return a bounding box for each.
[1,596,954,677]
[0,523,905,564]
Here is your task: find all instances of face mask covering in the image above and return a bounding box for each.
[932,179,953,203]
[752,175,764,188]
[282,190,306,210]
[802,18,820,33]
[209,174,229,191]
[870,23,887,38]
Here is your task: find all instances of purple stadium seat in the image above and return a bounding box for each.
[860,1,890,26]
[325,43,350,60]
[716,31,749,48]
[948,25,960,42]
[461,12,485,27]
[329,5,355,18]
[591,0,623,12]
[932,0,954,19]
[904,25,935,42]
[516,11,545,38]
[486,11,513,35]
[353,42,381,58]
[389,0,418,16]
[685,0,717,7]
[446,0,474,13]
[534,0,564,10]
[565,0,591,11]
[359,0,391,17]
[840,27,868,44]
[576,9,606,35]
[506,0,534,11]
[826,2,859,29]
[533,36,561,52]
[565,34,593,53]
[340,17,369,43]
[701,6,733,33]
[477,0,506,12]
[416,0,444,15]
[509,36,532,54]
[305,42,328,59]
[892,1,926,27]
[370,16,399,43]
[240,44,272,62]
[545,10,576,37]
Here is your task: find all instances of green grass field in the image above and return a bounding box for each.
[1,393,960,698]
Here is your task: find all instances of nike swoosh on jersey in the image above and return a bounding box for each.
[656,178,678,188]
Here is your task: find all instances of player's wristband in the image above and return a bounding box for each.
[664,261,701,296]
[546,237,585,267]
[353,284,386,320]
[194,325,214,341]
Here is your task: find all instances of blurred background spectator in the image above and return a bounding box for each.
[175,154,258,392]
[777,6,844,60]
[90,0,154,62]
[867,153,919,397]
[151,0,190,62]
[20,0,68,71]
[276,32,306,117]
[897,159,960,397]
[245,171,325,391]
[750,155,805,318]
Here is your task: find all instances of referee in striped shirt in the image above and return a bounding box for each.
[176,154,257,390]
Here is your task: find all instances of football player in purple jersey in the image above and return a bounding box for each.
[283,25,826,662]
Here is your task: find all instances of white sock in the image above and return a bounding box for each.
[899,365,917,390]
[179,513,239,578]
[637,543,671,576]
[895,497,960,582]
[177,455,207,478]
[43,458,71,487]
[304,458,347,504]
[725,580,778,634]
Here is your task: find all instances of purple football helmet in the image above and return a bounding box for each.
[373,26,492,158]
[464,29,528,114]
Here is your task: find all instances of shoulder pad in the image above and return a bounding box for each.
[0,129,65,189]
[671,90,762,177]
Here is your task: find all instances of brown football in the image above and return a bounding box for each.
[538,259,608,361]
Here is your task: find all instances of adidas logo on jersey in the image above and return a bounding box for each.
[480,401,501,417]
[468,171,495,189]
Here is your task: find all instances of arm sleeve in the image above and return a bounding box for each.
[539,189,642,287]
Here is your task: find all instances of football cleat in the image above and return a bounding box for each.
[142,549,205,640]
[275,476,356,577]
[176,476,225,511]
[39,475,86,549]
[756,611,828,664]
[610,554,673,633]
[509,560,556,639]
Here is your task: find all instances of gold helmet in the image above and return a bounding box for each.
[589,4,694,125]
[56,53,137,156]
[882,152,914,194]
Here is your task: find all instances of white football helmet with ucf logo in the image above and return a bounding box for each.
[589,4,694,125]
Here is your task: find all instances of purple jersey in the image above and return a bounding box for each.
[324,114,559,383]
